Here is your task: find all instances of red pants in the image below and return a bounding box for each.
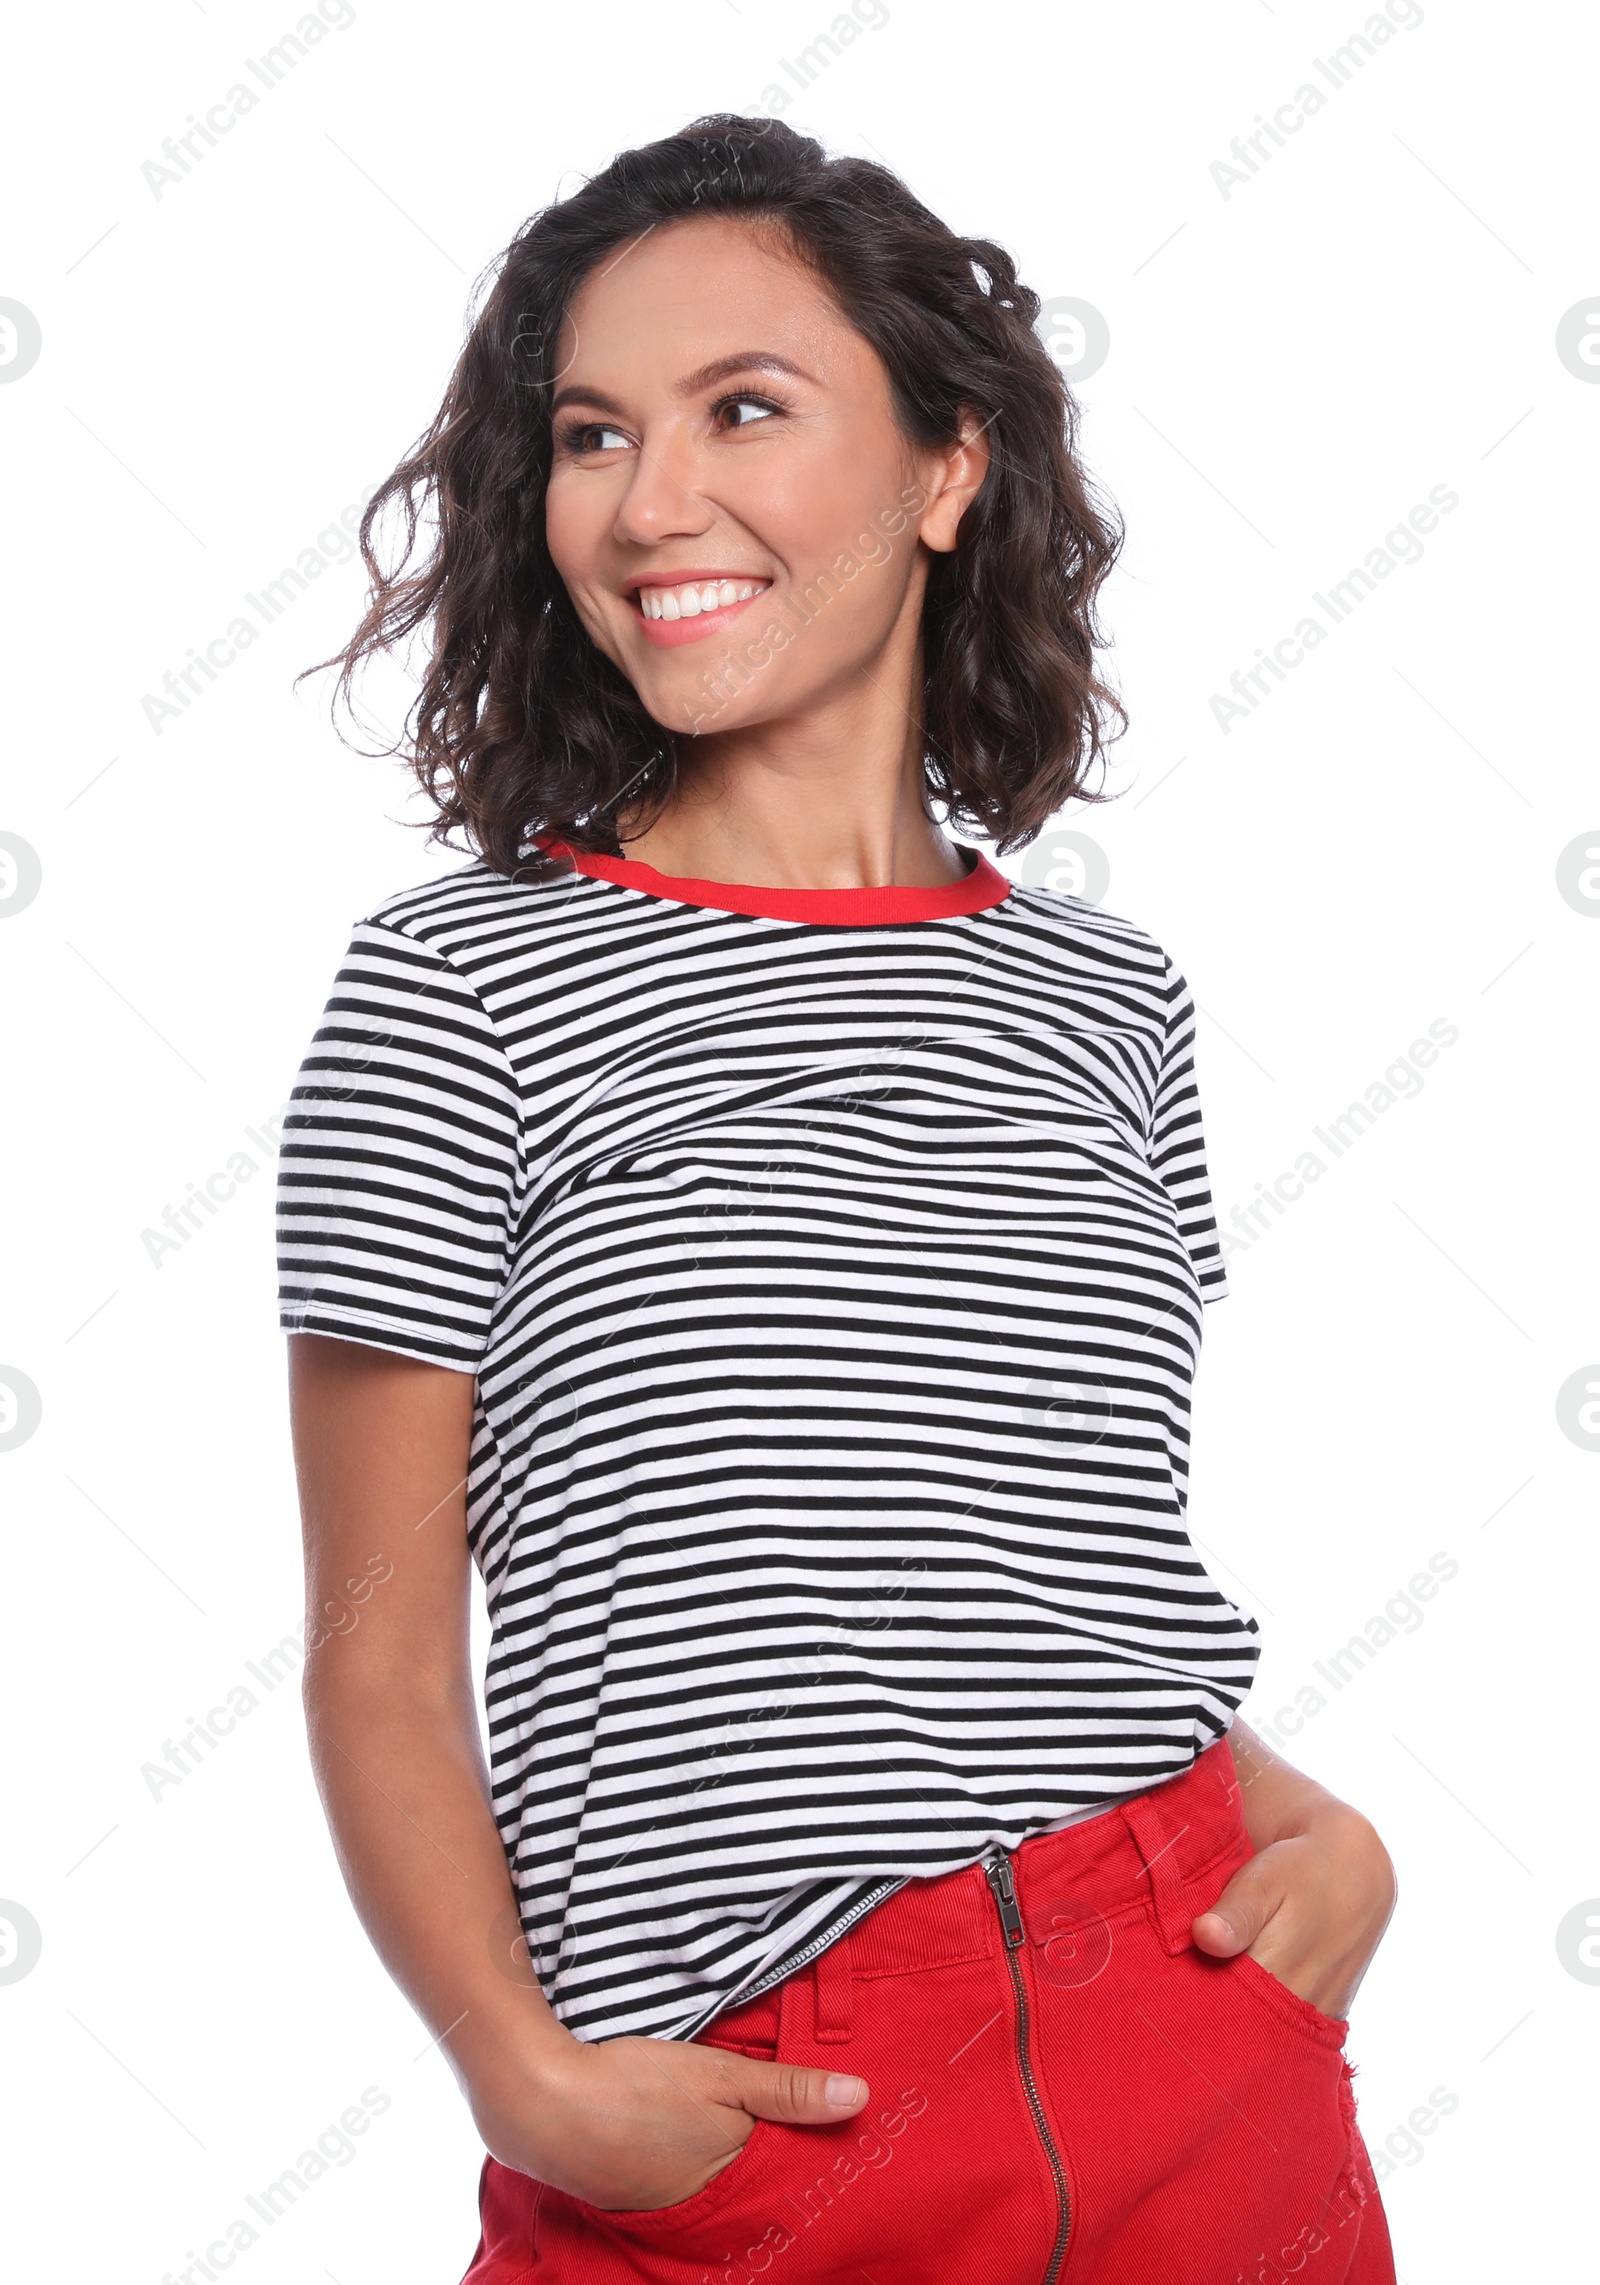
[464,1740,1395,2285]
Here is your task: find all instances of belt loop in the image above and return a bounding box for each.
[812,1938,854,2043]
[1120,1791,1193,1956]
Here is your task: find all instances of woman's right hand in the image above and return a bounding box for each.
[467,2032,871,2212]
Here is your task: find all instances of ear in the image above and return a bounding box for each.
[917,410,992,554]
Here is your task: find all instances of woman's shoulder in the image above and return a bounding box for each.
[1004,876,1179,982]
[359,854,536,935]
[350,852,604,964]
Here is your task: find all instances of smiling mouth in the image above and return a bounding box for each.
[632,576,773,648]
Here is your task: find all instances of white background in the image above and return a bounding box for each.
[2,1,1596,2278]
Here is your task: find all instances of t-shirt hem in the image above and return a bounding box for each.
[655,1780,1187,2043]
[671,1876,911,2042]
[278,1304,482,1374]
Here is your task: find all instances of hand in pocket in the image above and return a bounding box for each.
[469,2032,870,2212]
[1192,1811,1398,2021]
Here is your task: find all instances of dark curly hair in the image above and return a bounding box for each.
[309,113,1125,877]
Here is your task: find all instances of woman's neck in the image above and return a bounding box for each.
[617,683,968,892]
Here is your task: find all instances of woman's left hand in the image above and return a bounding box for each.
[1191,1720,1398,2021]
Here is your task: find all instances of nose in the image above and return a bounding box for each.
[609,420,717,551]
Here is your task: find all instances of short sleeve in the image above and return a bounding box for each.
[276,919,522,1370]
[1148,961,1228,1302]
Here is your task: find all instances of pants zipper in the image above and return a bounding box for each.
[984,1847,1072,2284]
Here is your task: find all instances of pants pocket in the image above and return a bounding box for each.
[557,2115,775,2233]
[1230,1948,1350,2047]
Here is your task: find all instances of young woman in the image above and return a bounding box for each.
[280,115,1399,2285]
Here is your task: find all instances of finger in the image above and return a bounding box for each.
[1191,1850,1287,1957]
[735,2062,870,2125]
[633,2044,758,2156]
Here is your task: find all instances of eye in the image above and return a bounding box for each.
[557,419,632,457]
[711,392,785,432]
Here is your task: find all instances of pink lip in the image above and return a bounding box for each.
[630,581,773,650]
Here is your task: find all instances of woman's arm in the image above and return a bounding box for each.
[289,1333,869,2207]
[1191,1717,1399,2018]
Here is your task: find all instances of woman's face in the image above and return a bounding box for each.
[544,216,981,745]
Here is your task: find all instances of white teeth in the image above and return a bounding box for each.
[637,578,769,622]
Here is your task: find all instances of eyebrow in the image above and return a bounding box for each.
[548,351,813,420]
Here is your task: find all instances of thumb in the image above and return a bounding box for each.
[1191,1850,1284,1959]
[735,2062,870,2127]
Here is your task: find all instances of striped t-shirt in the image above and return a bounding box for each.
[276,841,1259,2044]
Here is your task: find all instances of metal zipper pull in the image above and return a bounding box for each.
[983,1848,1026,1948]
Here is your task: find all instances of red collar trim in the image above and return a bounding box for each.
[535,837,1013,924]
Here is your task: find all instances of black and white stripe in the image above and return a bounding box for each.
[277,857,1258,2043]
